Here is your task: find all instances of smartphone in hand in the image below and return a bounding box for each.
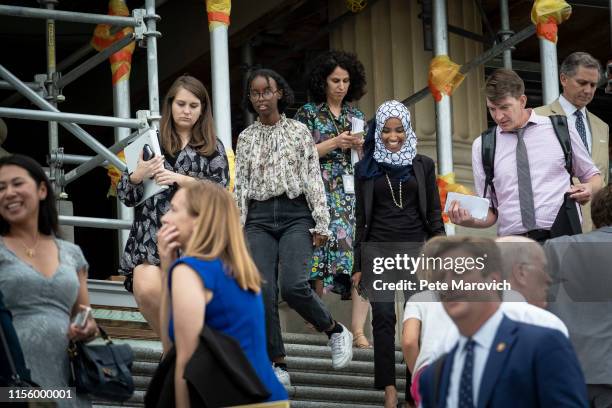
[142,144,155,161]
[72,306,92,329]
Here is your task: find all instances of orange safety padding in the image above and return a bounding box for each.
[428,55,465,103]
[437,173,473,224]
[91,0,135,85]
[206,0,231,29]
[531,0,572,43]
[106,150,126,198]
[207,11,230,25]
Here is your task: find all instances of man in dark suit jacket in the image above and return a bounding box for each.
[545,184,612,407]
[419,237,588,408]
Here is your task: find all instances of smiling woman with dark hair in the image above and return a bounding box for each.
[353,100,445,408]
[0,154,95,407]
[235,68,353,387]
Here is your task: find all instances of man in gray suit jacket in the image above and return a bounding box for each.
[545,184,612,407]
[535,52,609,232]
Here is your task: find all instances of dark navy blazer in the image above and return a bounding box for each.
[419,315,588,408]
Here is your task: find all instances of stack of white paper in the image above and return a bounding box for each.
[350,117,365,166]
[443,192,490,221]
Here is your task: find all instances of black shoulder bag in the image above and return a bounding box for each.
[68,326,135,402]
[145,325,271,407]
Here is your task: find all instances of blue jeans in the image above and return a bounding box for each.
[245,194,334,360]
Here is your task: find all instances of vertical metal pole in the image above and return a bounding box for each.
[43,0,59,152]
[210,22,233,150]
[539,38,560,105]
[241,42,254,126]
[145,0,160,130]
[113,80,134,255]
[433,0,454,235]
[499,0,512,69]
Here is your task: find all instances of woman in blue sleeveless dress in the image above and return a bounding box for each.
[156,181,288,407]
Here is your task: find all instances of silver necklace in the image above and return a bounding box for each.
[385,174,403,209]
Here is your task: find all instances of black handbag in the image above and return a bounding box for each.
[145,325,271,407]
[0,291,36,387]
[68,326,135,402]
[550,192,583,238]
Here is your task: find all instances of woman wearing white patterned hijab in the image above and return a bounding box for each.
[373,100,417,169]
[353,99,445,408]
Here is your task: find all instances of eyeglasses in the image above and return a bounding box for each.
[248,89,278,101]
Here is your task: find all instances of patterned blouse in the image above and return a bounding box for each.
[117,142,229,279]
[234,115,331,236]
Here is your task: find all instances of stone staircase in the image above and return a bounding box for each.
[91,305,408,407]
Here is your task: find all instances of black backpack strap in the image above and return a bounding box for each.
[480,126,498,208]
[549,115,573,179]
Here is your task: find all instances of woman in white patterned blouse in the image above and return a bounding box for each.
[235,69,354,386]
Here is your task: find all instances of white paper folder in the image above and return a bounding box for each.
[123,129,168,206]
[443,192,490,221]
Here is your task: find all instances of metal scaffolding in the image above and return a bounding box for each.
[0,1,162,240]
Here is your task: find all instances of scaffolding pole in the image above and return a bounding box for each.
[0,5,140,27]
[539,38,560,104]
[57,33,135,89]
[210,13,233,149]
[499,0,512,69]
[401,24,536,107]
[42,0,60,154]
[59,215,132,230]
[145,0,161,129]
[0,107,143,128]
[62,130,138,185]
[432,0,455,235]
[0,81,41,91]
[113,79,134,260]
[242,42,255,126]
[0,64,126,170]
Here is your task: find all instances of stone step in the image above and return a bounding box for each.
[290,400,381,408]
[289,371,406,391]
[95,384,406,407]
[126,341,404,365]
[128,356,406,379]
[132,370,408,394]
[288,385,404,405]
[285,356,407,377]
[283,332,401,351]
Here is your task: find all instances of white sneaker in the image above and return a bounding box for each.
[273,365,291,387]
[328,323,353,369]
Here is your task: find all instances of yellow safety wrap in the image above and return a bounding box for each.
[428,55,465,103]
[91,0,135,85]
[531,0,572,43]
[345,0,367,13]
[106,150,126,198]
[437,173,473,224]
[226,147,236,192]
[206,0,231,31]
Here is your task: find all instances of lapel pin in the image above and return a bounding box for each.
[496,342,506,352]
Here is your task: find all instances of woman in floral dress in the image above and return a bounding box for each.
[117,75,229,336]
[295,50,371,348]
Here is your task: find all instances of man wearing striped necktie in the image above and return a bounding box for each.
[448,69,603,241]
[536,52,609,232]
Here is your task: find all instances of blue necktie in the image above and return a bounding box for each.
[459,339,476,408]
[574,110,590,153]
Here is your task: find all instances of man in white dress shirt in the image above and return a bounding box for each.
[418,236,587,408]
